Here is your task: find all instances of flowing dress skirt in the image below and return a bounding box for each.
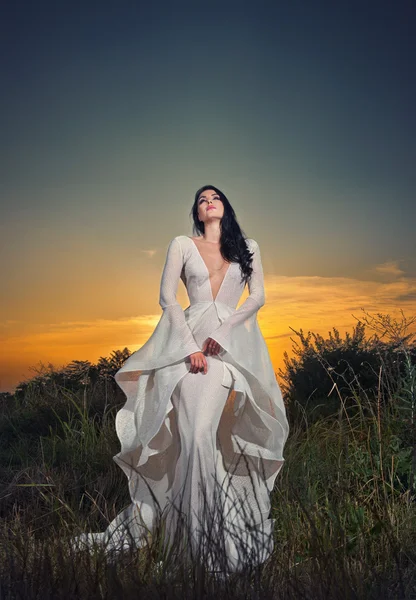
[71,305,284,572]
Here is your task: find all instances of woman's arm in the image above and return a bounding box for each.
[208,239,265,348]
[159,237,201,356]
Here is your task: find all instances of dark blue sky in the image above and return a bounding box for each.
[1,1,415,198]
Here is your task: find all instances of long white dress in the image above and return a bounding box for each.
[72,235,290,572]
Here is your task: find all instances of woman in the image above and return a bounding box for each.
[73,185,290,573]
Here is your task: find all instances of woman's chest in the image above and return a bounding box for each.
[191,241,229,274]
[181,241,244,301]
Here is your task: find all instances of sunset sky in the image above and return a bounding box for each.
[1,1,416,392]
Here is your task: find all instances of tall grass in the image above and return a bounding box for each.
[1,311,415,598]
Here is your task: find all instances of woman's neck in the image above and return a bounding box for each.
[200,222,221,243]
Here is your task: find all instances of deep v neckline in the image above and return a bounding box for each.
[187,237,232,302]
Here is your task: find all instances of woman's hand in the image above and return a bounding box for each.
[202,337,222,356]
[189,351,207,374]
[188,338,222,374]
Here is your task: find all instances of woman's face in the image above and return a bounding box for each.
[196,189,225,223]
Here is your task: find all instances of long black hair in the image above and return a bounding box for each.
[190,184,254,287]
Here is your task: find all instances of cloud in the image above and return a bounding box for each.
[255,270,416,353]
[0,320,21,328]
[395,291,416,302]
[372,260,406,278]
[141,249,157,258]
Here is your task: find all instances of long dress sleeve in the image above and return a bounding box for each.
[113,237,203,469]
[159,237,201,357]
[209,239,265,349]
[114,237,201,406]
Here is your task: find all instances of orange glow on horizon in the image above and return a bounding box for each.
[2,259,415,393]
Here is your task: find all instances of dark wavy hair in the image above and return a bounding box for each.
[190,184,254,287]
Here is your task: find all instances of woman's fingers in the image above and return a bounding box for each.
[213,341,220,355]
[207,340,213,355]
[195,355,207,374]
[189,340,223,373]
[190,352,208,374]
[204,338,221,356]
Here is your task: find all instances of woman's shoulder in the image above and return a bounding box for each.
[171,235,193,247]
[172,235,192,241]
[245,237,258,250]
[166,235,191,245]
[165,236,193,259]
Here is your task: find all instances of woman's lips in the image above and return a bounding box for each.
[207,207,216,211]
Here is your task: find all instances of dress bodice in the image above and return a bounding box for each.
[178,235,250,308]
